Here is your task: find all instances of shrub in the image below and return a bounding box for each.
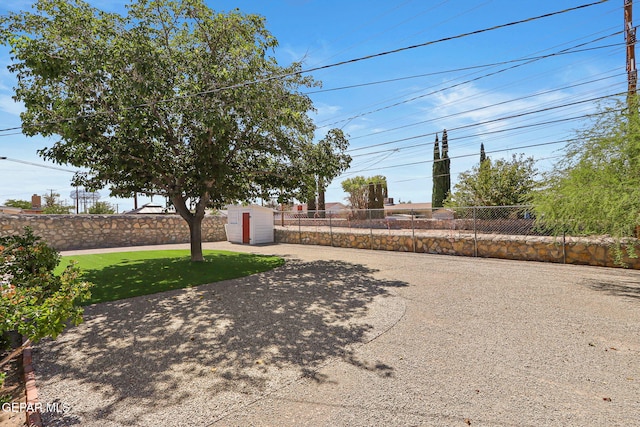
[0,227,92,344]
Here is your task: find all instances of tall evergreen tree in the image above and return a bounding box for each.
[368,182,376,209]
[480,143,487,164]
[432,134,445,208]
[442,129,451,201]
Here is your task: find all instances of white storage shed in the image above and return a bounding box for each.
[225,204,275,245]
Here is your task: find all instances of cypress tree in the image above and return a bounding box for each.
[432,134,445,208]
[368,182,376,209]
[480,142,487,164]
[442,129,451,201]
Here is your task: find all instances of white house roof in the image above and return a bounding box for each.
[226,204,276,212]
[125,203,172,214]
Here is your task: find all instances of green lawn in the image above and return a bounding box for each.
[57,250,284,305]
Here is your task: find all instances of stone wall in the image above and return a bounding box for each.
[2,214,636,269]
[0,214,227,250]
[274,227,640,269]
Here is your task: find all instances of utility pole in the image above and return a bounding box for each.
[625,0,637,101]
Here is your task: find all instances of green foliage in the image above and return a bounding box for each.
[442,129,451,201]
[3,199,31,209]
[367,182,386,218]
[0,228,92,342]
[432,131,450,208]
[42,204,74,214]
[60,250,284,304]
[300,128,351,215]
[41,191,73,214]
[341,175,387,209]
[445,154,538,209]
[432,134,444,208]
[88,201,115,214]
[1,0,326,261]
[534,98,640,240]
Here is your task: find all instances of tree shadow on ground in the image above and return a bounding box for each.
[585,277,640,301]
[36,259,407,426]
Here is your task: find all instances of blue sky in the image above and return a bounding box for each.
[0,0,627,210]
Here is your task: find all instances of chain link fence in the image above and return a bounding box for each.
[274,205,544,237]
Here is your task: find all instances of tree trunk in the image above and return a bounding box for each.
[318,186,326,218]
[307,196,316,218]
[188,215,204,262]
[171,194,206,262]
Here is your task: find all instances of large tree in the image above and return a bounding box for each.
[534,98,640,239]
[42,191,73,214]
[445,154,538,208]
[341,175,387,210]
[1,0,332,261]
[302,129,351,217]
[4,199,32,209]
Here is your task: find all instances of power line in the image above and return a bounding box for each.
[316,30,623,128]
[386,154,564,185]
[300,1,610,75]
[305,42,622,96]
[349,112,603,159]
[345,139,573,175]
[346,92,623,154]
[0,157,77,173]
[0,0,610,135]
[345,70,623,144]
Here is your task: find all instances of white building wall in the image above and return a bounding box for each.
[225,206,243,243]
[251,208,275,244]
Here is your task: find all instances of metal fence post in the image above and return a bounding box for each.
[411,209,416,252]
[473,206,478,257]
[562,230,566,264]
[368,209,373,250]
[298,213,301,244]
[329,212,333,247]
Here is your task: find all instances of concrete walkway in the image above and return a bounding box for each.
[35,242,640,426]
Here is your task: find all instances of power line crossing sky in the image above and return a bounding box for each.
[0,0,627,208]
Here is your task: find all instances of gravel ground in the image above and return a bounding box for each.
[33,242,640,426]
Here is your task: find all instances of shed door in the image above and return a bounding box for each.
[242,212,250,244]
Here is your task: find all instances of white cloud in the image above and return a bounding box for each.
[420,82,569,136]
[313,102,342,119]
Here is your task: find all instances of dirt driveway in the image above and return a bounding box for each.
[34,242,640,426]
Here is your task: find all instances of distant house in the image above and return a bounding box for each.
[0,205,24,214]
[288,202,347,213]
[384,202,432,217]
[0,194,44,214]
[124,203,174,214]
[325,202,347,213]
[432,208,454,220]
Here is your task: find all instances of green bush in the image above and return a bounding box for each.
[0,228,92,342]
